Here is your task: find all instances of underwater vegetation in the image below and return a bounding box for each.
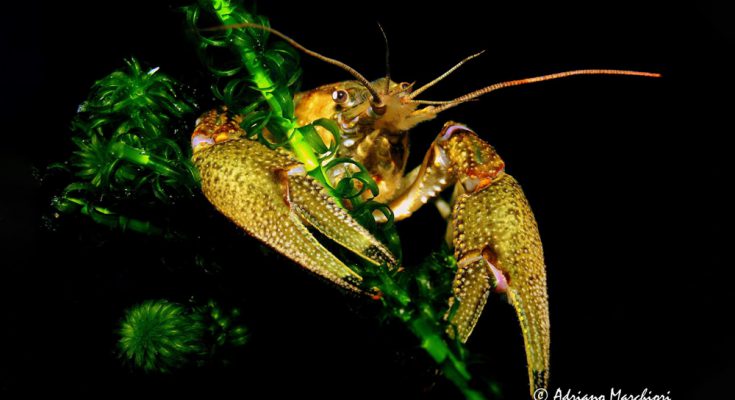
[118,299,248,372]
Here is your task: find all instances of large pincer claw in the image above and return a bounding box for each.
[451,172,550,392]
[441,122,550,393]
[192,111,397,291]
[392,121,551,393]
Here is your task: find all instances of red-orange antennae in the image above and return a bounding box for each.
[426,69,661,113]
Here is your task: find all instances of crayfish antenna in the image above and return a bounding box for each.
[424,69,661,114]
[407,50,486,99]
[377,22,391,95]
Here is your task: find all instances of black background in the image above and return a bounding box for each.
[1,1,730,399]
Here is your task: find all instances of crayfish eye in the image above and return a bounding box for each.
[332,89,349,104]
[400,82,411,90]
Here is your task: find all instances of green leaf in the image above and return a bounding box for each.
[297,124,327,154]
[311,118,341,158]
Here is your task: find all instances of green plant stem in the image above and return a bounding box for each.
[109,141,183,180]
[209,0,321,172]
[383,286,486,400]
[54,196,162,235]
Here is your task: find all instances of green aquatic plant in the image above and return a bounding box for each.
[185,0,349,204]
[51,57,198,236]
[68,58,197,197]
[364,247,493,400]
[119,300,206,372]
[118,299,248,372]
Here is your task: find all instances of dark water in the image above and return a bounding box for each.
[1,1,729,398]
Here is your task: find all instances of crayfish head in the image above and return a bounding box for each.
[319,78,436,136]
[369,78,437,133]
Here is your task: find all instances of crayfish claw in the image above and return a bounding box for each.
[451,173,550,394]
[194,139,365,290]
[287,174,398,268]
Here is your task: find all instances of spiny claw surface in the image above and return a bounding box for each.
[287,173,397,268]
[452,173,550,391]
[193,138,396,291]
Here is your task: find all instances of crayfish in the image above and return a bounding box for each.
[189,23,659,395]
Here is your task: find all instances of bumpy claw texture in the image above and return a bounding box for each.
[449,254,491,340]
[452,173,550,392]
[287,174,397,268]
[193,138,396,291]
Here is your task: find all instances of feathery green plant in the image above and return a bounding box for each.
[118,299,248,372]
[52,58,198,235]
[186,0,360,209]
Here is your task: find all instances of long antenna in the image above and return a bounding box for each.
[408,51,486,100]
[206,23,384,106]
[426,69,661,113]
[377,22,390,95]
